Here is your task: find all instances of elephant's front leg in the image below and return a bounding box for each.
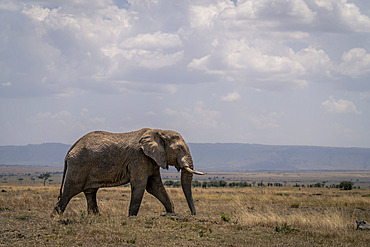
[146,172,174,214]
[128,180,147,216]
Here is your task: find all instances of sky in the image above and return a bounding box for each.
[1,0,370,148]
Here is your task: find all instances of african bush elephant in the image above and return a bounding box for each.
[52,128,205,216]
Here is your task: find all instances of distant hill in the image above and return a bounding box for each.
[188,143,370,171]
[0,143,369,171]
[0,143,70,166]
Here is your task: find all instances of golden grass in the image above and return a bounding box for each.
[0,185,369,246]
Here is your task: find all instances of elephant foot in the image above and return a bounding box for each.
[87,207,100,215]
[50,206,63,218]
[50,211,57,218]
[88,211,101,216]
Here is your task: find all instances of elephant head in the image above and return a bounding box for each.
[139,129,204,215]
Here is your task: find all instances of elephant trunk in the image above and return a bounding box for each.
[181,168,196,215]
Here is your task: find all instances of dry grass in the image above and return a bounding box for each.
[0,185,369,246]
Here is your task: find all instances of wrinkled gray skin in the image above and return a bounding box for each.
[52,128,204,216]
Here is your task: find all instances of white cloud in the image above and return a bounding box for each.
[164,101,222,129]
[190,1,233,29]
[186,0,370,90]
[339,48,370,78]
[321,96,361,114]
[249,111,283,129]
[293,48,332,77]
[56,87,88,98]
[29,110,72,125]
[118,49,184,69]
[218,0,369,33]
[163,108,177,116]
[2,0,370,98]
[0,1,19,11]
[1,0,370,147]
[28,108,107,133]
[221,91,241,102]
[2,82,11,87]
[189,39,308,90]
[22,5,52,22]
[102,31,185,70]
[120,32,182,49]
[304,0,370,32]
[248,0,316,26]
[334,0,370,32]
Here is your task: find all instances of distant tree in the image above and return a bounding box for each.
[192,180,201,187]
[314,182,323,188]
[219,180,227,187]
[173,181,181,187]
[339,181,354,190]
[274,183,283,187]
[257,181,265,187]
[228,182,236,187]
[38,173,51,186]
[242,182,252,187]
[18,178,23,184]
[202,182,207,189]
[164,180,174,186]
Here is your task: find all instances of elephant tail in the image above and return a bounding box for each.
[58,141,77,200]
[58,158,68,200]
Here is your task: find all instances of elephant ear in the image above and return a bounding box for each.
[139,129,167,169]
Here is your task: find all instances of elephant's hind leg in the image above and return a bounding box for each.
[84,188,100,215]
[129,180,148,216]
[52,193,75,216]
[51,183,83,217]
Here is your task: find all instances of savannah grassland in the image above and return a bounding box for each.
[0,168,370,246]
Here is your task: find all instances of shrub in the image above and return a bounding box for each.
[275,223,295,233]
[221,213,230,222]
[339,181,354,190]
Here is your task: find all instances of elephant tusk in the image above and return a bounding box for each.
[184,167,206,175]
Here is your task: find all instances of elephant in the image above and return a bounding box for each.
[52,128,205,217]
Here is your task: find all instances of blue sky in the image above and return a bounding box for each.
[1,0,370,147]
